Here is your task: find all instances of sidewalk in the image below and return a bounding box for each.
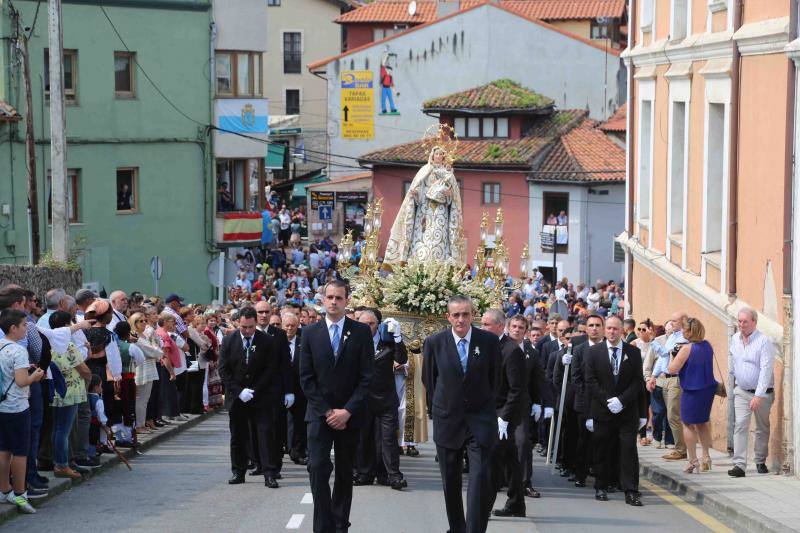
[0,411,217,525]
[638,442,800,533]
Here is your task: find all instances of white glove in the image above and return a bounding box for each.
[585,419,594,432]
[497,417,509,440]
[284,393,295,409]
[639,418,647,430]
[607,397,623,414]
[384,318,402,343]
[562,353,573,365]
[238,388,254,403]
[531,404,542,421]
[544,407,554,419]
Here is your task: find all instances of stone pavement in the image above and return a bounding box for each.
[638,442,800,533]
[0,411,215,526]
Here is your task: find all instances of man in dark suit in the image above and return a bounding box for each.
[584,315,645,506]
[552,327,588,477]
[423,295,500,533]
[570,313,605,487]
[281,310,307,465]
[354,310,408,490]
[480,310,527,519]
[522,322,549,497]
[218,306,284,488]
[534,315,560,354]
[300,280,373,533]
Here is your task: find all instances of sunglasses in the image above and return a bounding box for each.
[136,319,146,323]
[637,327,647,331]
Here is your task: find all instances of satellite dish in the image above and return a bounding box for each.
[408,0,417,16]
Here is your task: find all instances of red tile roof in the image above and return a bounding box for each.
[423,79,554,112]
[336,0,625,24]
[536,119,625,182]
[599,103,627,132]
[360,109,587,168]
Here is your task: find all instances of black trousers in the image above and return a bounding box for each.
[356,407,402,481]
[288,399,308,460]
[574,413,593,482]
[437,433,493,533]
[524,415,538,487]
[307,419,359,533]
[592,416,638,492]
[182,371,205,415]
[489,421,525,514]
[268,402,287,473]
[557,403,578,471]
[230,402,275,477]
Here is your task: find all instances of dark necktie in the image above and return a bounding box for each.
[243,336,252,364]
[611,347,619,382]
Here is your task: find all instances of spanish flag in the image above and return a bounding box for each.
[222,213,263,242]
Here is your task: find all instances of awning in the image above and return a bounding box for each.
[291,175,329,197]
[266,143,286,169]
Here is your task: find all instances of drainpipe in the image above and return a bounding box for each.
[624,0,636,316]
[727,0,742,298]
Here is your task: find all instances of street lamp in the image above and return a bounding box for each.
[519,244,530,280]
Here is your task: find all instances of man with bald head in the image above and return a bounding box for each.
[281,310,308,465]
[650,311,688,461]
[108,290,128,327]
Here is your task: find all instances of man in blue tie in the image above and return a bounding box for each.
[423,295,501,533]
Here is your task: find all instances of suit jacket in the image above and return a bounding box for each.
[218,329,283,410]
[584,341,644,422]
[368,338,408,412]
[496,335,527,424]
[265,324,293,399]
[299,317,374,429]
[285,334,306,403]
[534,334,557,361]
[523,340,549,408]
[422,327,499,450]
[569,339,597,415]
[552,344,576,409]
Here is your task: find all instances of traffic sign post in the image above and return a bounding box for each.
[150,256,163,297]
[318,205,333,221]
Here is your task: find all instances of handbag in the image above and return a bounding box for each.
[712,350,727,398]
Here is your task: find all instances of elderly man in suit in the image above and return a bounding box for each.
[219,306,284,488]
[281,309,307,465]
[423,295,500,533]
[300,280,373,533]
[353,309,408,490]
[584,315,646,506]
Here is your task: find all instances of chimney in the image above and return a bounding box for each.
[436,0,460,18]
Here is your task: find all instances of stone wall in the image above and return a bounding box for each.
[0,265,83,299]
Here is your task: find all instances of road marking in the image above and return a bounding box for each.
[640,479,734,533]
[301,492,313,504]
[286,514,304,529]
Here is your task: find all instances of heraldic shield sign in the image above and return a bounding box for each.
[217,99,269,134]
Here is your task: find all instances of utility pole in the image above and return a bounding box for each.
[48,0,68,262]
[21,34,40,264]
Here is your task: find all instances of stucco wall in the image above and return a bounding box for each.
[213,0,267,52]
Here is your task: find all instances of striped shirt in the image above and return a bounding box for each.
[163,306,187,335]
[729,329,775,397]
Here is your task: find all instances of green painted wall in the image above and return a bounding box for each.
[0,0,216,303]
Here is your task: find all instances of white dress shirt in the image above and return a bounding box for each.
[729,330,775,397]
[325,315,347,344]
[607,340,624,375]
[451,326,473,349]
[288,336,297,362]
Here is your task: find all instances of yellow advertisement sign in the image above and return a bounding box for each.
[340,70,374,140]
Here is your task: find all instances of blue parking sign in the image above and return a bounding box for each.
[319,205,332,220]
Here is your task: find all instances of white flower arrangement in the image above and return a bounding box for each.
[381,260,464,316]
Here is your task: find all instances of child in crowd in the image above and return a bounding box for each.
[88,375,109,457]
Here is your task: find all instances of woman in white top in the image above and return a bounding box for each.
[633,319,655,446]
[586,286,601,311]
[129,313,162,434]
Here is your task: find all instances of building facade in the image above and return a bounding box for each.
[621,0,796,472]
[0,0,214,302]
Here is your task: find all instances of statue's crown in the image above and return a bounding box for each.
[422,123,459,166]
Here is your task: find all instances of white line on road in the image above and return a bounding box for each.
[301,493,313,504]
[286,514,304,529]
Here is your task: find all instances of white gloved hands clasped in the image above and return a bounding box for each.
[383,318,402,343]
[284,393,295,409]
[607,397,623,414]
[531,404,542,422]
[239,388,254,403]
[497,417,509,440]
[585,419,594,432]
[562,353,573,366]
[544,407,554,419]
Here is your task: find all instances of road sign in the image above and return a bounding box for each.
[318,205,333,220]
[340,71,374,140]
[150,256,163,280]
[310,191,335,209]
[206,257,238,288]
[540,231,555,251]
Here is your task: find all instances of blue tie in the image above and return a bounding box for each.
[243,337,252,365]
[331,324,341,358]
[457,338,468,374]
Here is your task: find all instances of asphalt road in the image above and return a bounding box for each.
[4,414,730,533]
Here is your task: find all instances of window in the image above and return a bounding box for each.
[638,100,653,222]
[454,116,509,138]
[47,169,79,223]
[640,0,654,31]
[44,49,78,102]
[116,168,138,213]
[216,158,265,213]
[482,183,500,205]
[215,51,262,97]
[670,0,689,42]
[704,103,725,253]
[283,32,302,74]
[114,52,135,98]
[668,101,687,238]
[285,89,300,115]
[373,27,403,41]
[591,20,610,39]
[268,0,280,5]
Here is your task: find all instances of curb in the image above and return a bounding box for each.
[639,459,796,533]
[0,410,218,526]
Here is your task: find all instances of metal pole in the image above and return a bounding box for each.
[552,226,558,287]
[21,35,40,264]
[551,353,571,471]
[545,408,556,465]
[217,251,225,304]
[48,0,69,262]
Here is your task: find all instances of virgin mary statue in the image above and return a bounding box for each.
[384,147,465,265]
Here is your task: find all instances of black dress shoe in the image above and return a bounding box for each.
[728,466,746,477]
[249,468,264,476]
[625,492,643,507]
[493,507,526,518]
[406,446,420,457]
[228,474,245,485]
[756,463,769,474]
[574,479,586,488]
[390,479,407,490]
[524,486,541,498]
[595,489,608,501]
[265,476,279,488]
[353,476,374,486]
